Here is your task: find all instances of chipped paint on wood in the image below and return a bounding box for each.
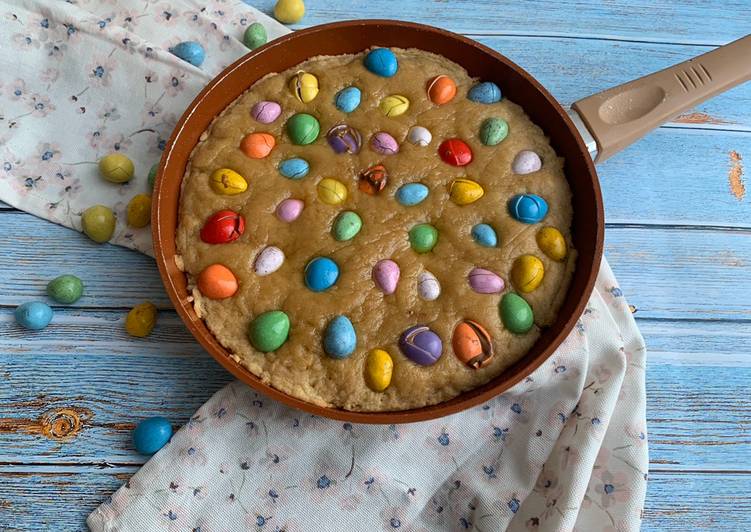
[0,407,91,441]
[674,112,732,125]
[728,150,745,200]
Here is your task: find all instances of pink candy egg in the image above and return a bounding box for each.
[370,132,399,155]
[372,259,400,295]
[275,198,304,222]
[251,101,282,124]
[468,267,505,294]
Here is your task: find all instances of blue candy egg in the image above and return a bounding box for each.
[363,48,398,77]
[169,41,206,67]
[304,256,340,292]
[396,183,429,206]
[133,417,173,455]
[14,301,53,330]
[471,223,498,247]
[278,157,310,179]
[468,81,502,104]
[335,86,361,113]
[508,194,549,224]
[323,315,357,359]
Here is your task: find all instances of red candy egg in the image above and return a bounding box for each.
[438,138,473,166]
[200,210,245,244]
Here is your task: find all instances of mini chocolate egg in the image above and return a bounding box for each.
[99,153,134,183]
[240,132,275,159]
[452,320,494,369]
[471,223,498,247]
[200,209,245,244]
[363,48,398,77]
[399,325,442,366]
[358,164,388,195]
[379,95,410,117]
[467,81,502,104]
[317,178,348,205]
[427,75,457,105]
[536,227,567,261]
[81,205,115,244]
[365,349,393,392]
[125,302,157,338]
[512,150,542,174]
[148,163,158,189]
[274,0,305,23]
[417,271,441,301]
[249,310,290,352]
[276,198,304,222]
[326,124,362,154]
[500,293,534,334]
[407,126,432,147]
[210,168,248,194]
[372,259,400,295]
[243,22,267,50]
[335,86,361,113]
[304,256,339,292]
[289,71,319,103]
[511,255,545,293]
[169,41,205,67]
[508,194,549,224]
[449,179,484,205]
[197,264,238,299]
[127,194,152,228]
[14,301,53,330]
[278,158,309,180]
[468,267,505,294]
[408,223,438,253]
[438,138,472,166]
[370,132,399,155]
[324,315,357,359]
[286,113,320,145]
[251,100,281,124]
[480,117,509,146]
[254,246,285,276]
[133,417,172,455]
[332,211,362,241]
[47,274,84,304]
[396,183,429,206]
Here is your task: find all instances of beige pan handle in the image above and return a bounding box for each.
[572,34,751,162]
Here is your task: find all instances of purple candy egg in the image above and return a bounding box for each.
[372,259,400,295]
[370,132,399,155]
[468,267,505,294]
[399,325,443,366]
[251,101,282,124]
[275,198,304,222]
[326,124,362,154]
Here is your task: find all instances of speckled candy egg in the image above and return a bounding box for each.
[480,117,509,146]
[286,113,320,145]
[326,124,362,154]
[197,264,238,299]
[304,256,339,292]
[200,210,245,244]
[396,183,429,206]
[243,22,267,50]
[399,325,443,366]
[99,153,134,183]
[471,223,497,247]
[127,194,152,228]
[468,267,505,294]
[508,194,549,224]
[363,48,398,77]
[426,75,457,105]
[254,246,285,276]
[358,164,388,195]
[370,132,399,155]
[365,349,393,392]
[536,227,568,261]
[209,168,248,195]
[500,293,534,334]
[408,223,438,253]
[452,320,494,369]
[323,315,357,359]
[379,95,410,117]
[133,417,172,455]
[275,198,304,222]
[81,205,115,244]
[467,81,502,104]
[125,302,157,337]
[407,126,432,147]
[47,274,84,304]
[251,100,281,124]
[332,211,362,241]
[14,301,53,330]
[438,138,472,166]
[335,86,361,113]
[449,179,484,205]
[511,255,545,293]
[417,271,441,301]
[148,163,158,189]
[249,310,290,352]
[372,259,400,295]
[317,178,348,205]
[169,41,205,67]
[278,158,309,180]
[512,150,542,174]
[289,71,319,103]
[240,132,275,159]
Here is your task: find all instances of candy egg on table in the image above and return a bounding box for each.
[468,267,505,294]
[251,100,281,124]
[417,271,441,301]
[14,301,53,330]
[200,210,245,244]
[363,48,398,77]
[243,22,267,50]
[127,194,152,228]
[275,198,304,222]
[125,302,158,337]
[438,138,473,166]
[480,117,509,146]
[536,227,568,261]
[240,132,275,159]
[370,132,399,155]
[358,164,388,195]
[249,310,290,352]
[408,223,438,253]
[399,325,443,366]
[379,94,410,117]
[500,293,534,334]
[372,259,400,295]
[449,179,484,205]
[512,150,542,174]
[169,41,205,67]
[427,75,457,105]
[304,256,339,292]
[332,211,362,241]
[197,264,238,299]
[335,86,361,113]
[508,194,549,224]
[317,178,348,205]
[511,255,545,293]
[254,246,285,276]
[286,113,320,145]
[471,223,498,247]
[452,319,494,369]
[99,153,134,183]
[467,81,502,104]
[396,183,429,206]
[289,71,318,103]
[278,157,309,180]
[274,0,305,24]
[148,163,158,189]
[133,417,172,455]
[365,349,393,392]
[323,315,357,359]
[81,205,115,244]
[47,274,84,304]
[209,168,248,195]
[407,126,432,147]
[326,124,362,154]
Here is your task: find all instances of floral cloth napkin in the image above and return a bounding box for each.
[0,1,648,530]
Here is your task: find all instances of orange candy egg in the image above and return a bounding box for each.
[197,264,238,299]
[427,75,457,105]
[240,132,275,159]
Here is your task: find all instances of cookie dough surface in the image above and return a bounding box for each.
[176,48,576,411]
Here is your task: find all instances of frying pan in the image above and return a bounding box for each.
[153,21,750,424]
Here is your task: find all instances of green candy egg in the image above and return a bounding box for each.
[81,205,116,243]
[148,163,158,189]
[286,113,320,145]
[243,22,267,50]
[46,274,84,304]
[479,117,509,146]
[408,223,438,253]
[500,293,534,334]
[332,211,362,241]
[249,310,290,352]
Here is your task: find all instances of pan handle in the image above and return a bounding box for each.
[571,34,751,162]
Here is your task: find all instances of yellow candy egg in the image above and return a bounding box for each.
[289,71,319,103]
[209,168,248,195]
[365,349,393,392]
[317,178,347,205]
[98,153,134,183]
[511,255,545,293]
[448,179,484,205]
[126,194,152,228]
[125,302,157,338]
[379,95,410,117]
[274,0,305,24]
[536,227,568,261]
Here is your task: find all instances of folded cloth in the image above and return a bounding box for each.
[0,1,648,530]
